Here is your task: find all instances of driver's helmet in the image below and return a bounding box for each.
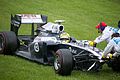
[96,22,107,33]
[60,32,70,43]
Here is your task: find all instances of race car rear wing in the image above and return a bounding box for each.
[16,14,47,24]
[11,14,47,36]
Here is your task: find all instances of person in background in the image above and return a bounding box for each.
[89,22,119,47]
[102,33,120,59]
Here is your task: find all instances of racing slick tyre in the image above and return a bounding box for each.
[0,31,18,54]
[54,49,73,75]
[108,56,120,72]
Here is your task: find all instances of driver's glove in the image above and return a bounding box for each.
[89,41,96,47]
[101,53,113,60]
[108,53,113,59]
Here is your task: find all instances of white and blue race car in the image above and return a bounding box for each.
[0,14,119,75]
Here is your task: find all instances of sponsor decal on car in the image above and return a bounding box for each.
[34,42,39,52]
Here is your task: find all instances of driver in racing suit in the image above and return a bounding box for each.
[102,33,120,58]
[89,22,120,47]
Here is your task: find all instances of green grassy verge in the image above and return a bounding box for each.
[0,55,120,80]
[0,0,120,80]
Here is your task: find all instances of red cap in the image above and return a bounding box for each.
[96,22,107,29]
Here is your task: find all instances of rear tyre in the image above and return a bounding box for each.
[54,49,73,75]
[0,31,18,54]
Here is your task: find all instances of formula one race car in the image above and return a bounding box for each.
[0,14,119,75]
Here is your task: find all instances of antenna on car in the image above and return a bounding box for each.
[55,20,65,24]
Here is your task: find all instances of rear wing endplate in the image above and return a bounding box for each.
[11,14,47,35]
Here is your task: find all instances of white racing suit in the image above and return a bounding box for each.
[103,37,120,57]
[94,26,119,43]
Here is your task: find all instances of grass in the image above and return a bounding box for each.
[1,55,120,80]
[0,0,120,80]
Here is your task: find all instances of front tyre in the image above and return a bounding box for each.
[54,49,73,75]
[108,56,120,72]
